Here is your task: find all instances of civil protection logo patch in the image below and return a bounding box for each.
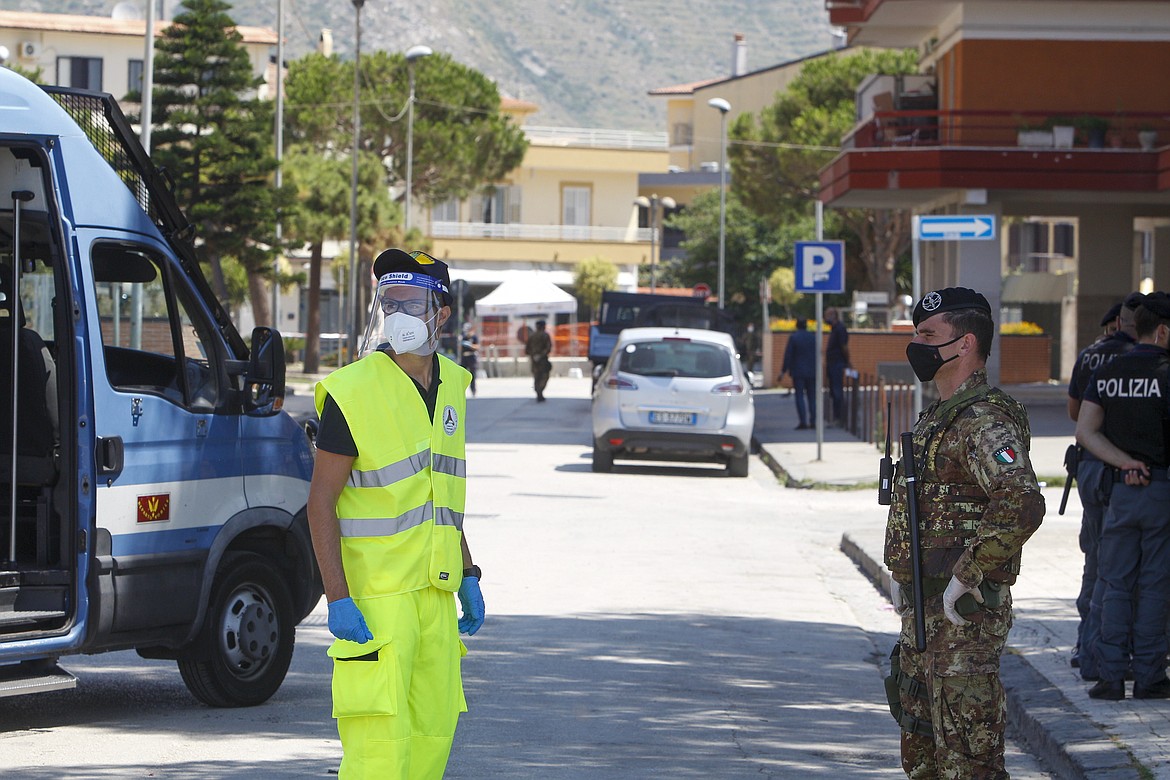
[993,446,1017,465]
[443,405,458,436]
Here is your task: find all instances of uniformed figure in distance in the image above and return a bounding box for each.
[307,249,486,779]
[525,319,553,402]
[1075,291,1170,701]
[885,287,1045,778]
[1064,293,1139,679]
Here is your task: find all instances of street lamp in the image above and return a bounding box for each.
[634,194,676,293]
[708,97,730,310]
[346,0,365,362]
[403,44,432,234]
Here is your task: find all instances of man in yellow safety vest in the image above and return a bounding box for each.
[308,248,485,779]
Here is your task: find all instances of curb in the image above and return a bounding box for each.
[753,438,803,488]
[839,530,1137,780]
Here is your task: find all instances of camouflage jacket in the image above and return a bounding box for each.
[885,369,1045,587]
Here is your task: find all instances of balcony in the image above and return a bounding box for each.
[821,109,1170,208]
[523,126,667,151]
[431,221,652,243]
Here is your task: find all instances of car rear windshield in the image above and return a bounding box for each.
[618,340,732,378]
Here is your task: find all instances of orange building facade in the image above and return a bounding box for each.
[821,0,1170,383]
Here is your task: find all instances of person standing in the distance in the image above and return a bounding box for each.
[525,319,552,402]
[1065,293,1139,678]
[824,307,850,427]
[779,317,816,430]
[460,322,479,397]
[884,287,1044,778]
[1075,291,1170,701]
[307,248,486,779]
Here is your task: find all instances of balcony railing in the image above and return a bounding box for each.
[431,221,653,243]
[522,125,668,150]
[843,109,1170,151]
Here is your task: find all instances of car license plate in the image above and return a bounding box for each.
[650,411,696,425]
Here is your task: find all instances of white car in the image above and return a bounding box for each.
[591,327,755,476]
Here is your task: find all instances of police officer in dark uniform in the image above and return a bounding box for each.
[1076,290,1170,700]
[1065,293,1140,676]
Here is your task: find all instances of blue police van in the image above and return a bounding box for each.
[0,69,320,705]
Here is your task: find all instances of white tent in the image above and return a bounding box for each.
[474,276,577,318]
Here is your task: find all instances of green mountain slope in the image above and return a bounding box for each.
[27,0,834,129]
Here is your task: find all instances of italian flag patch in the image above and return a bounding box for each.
[994,446,1017,465]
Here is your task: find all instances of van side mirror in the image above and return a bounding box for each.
[245,326,286,415]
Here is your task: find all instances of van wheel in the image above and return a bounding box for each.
[727,453,749,478]
[178,552,295,707]
[592,445,613,473]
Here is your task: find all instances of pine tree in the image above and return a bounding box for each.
[149,0,285,325]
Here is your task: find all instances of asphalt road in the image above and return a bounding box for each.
[0,377,1052,778]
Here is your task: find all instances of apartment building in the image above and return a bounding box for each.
[821,0,1170,380]
[0,10,276,101]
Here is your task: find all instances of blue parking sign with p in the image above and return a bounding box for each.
[794,241,845,294]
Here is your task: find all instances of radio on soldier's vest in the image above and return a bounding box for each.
[878,402,894,506]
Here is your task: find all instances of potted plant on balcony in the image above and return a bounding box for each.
[1044,117,1076,149]
[1139,126,1159,151]
[1075,115,1110,149]
[1016,117,1052,148]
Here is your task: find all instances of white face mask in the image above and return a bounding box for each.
[383,310,439,356]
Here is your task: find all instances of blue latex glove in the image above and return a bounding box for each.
[327,597,374,643]
[458,576,485,636]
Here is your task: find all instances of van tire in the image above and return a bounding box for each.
[727,453,749,478]
[178,552,295,707]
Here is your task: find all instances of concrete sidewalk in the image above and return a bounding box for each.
[752,383,1167,779]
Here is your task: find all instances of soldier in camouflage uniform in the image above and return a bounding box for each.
[885,287,1045,779]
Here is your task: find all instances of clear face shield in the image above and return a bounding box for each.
[358,272,445,357]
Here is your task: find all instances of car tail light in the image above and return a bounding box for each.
[711,381,744,394]
[608,437,624,447]
[605,374,638,390]
[720,442,736,452]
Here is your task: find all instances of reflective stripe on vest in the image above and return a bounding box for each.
[433,453,466,479]
[339,502,464,537]
[351,449,431,488]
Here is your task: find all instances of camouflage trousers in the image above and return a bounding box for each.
[897,588,1012,779]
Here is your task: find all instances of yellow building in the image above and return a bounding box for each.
[0,10,276,100]
[427,113,668,295]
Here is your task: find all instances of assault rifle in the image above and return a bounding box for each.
[900,432,927,652]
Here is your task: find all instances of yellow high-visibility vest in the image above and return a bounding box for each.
[316,351,471,596]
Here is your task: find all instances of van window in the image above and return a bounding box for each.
[91,244,218,410]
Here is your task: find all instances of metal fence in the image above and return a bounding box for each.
[839,373,916,447]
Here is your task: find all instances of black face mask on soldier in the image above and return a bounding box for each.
[906,335,963,382]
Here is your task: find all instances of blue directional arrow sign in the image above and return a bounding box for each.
[915,215,996,241]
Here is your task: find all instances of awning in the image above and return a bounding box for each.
[475,275,578,317]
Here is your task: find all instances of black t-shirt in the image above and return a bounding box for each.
[1068,331,1135,401]
[315,352,442,457]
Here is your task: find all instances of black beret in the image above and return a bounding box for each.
[912,287,992,326]
[1140,291,1170,320]
[1099,302,1123,327]
[372,248,452,304]
[1124,291,1146,310]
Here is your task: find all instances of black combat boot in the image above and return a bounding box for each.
[1088,679,1125,700]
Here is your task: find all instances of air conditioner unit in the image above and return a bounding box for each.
[19,41,40,60]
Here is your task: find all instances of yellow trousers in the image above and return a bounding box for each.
[328,587,467,780]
